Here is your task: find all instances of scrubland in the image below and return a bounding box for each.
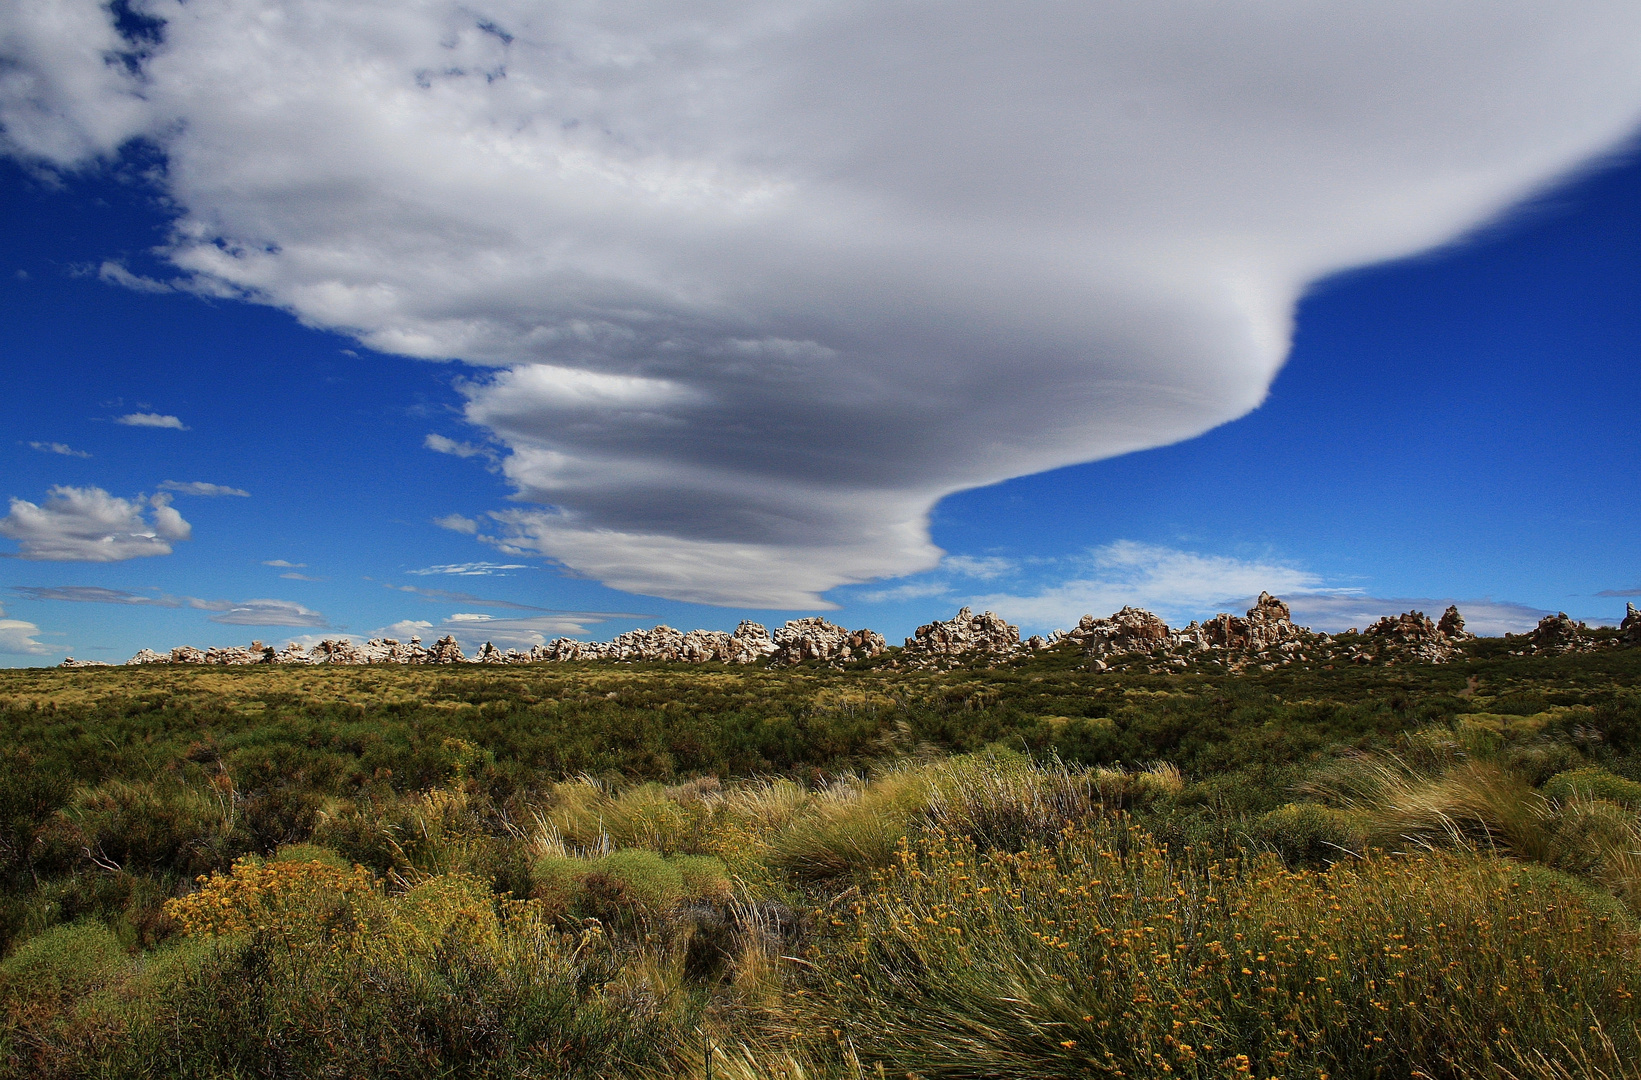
[1,639,1639,1078]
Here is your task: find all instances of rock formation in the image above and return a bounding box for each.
[898,607,1041,669]
[1623,603,1641,645]
[1520,612,1598,655]
[1065,606,1172,658]
[58,657,111,668]
[1351,609,1465,664]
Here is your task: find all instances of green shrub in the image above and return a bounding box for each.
[584,850,686,913]
[1544,767,1641,809]
[669,855,731,902]
[529,854,587,915]
[272,842,351,869]
[1250,802,1366,866]
[0,920,126,1005]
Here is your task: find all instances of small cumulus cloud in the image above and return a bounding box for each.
[262,559,305,568]
[0,602,51,656]
[0,487,191,561]
[114,412,188,430]
[279,572,326,581]
[434,514,479,535]
[408,561,528,576]
[159,481,249,497]
[28,441,91,458]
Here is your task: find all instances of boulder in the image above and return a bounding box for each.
[125,649,168,665]
[1623,603,1641,645]
[59,657,111,668]
[1358,610,1462,663]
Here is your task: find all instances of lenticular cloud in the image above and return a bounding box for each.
[6,2,1641,605]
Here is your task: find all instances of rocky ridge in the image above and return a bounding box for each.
[63,596,1637,672]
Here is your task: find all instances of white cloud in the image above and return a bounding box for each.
[408,561,528,576]
[0,487,192,561]
[114,412,187,430]
[7,2,1641,604]
[433,513,479,534]
[0,602,50,656]
[969,541,1322,632]
[28,441,90,458]
[279,572,324,581]
[159,480,249,497]
[262,559,305,567]
[197,598,328,627]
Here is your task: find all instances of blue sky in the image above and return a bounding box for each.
[1,3,1639,664]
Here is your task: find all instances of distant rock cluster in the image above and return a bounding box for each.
[99,616,886,669]
[1504,604,1641,656]
[56,597,1639,673]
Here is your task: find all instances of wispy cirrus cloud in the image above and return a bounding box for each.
[27,441,90,458]
[159,481,249,497]
[114,412,187,430]
[424,434,496,462]
[97,260,174,294]
[262,559,305,568]
[408,562,529,577]
[0,487,191,561]
[1596,586,1641,598]
[13,585,179,606]
[14,584,329,627]
[8,2,1641,605]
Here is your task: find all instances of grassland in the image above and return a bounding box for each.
[1,640,1639,1078]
